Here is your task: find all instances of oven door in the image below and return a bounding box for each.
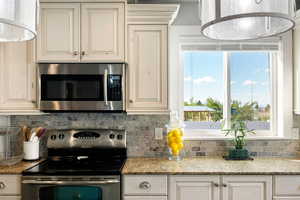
[22,176,120,200]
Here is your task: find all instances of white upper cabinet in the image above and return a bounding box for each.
[0,41,37,113]
[81,3,124,62]
[127,25,168,114]
[37,2,125,63]
[222,176,272,200]
[37,3,80,62]
[169,176,220,200]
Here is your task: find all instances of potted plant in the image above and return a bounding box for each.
[223,120,255,160]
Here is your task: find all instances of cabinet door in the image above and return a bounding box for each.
[127,25,168,114]
[0,197,21,200]
[222,176,272,200]
[81,3,125,62]
[169,176,220,200]
[0,41,37,111]
[37,3,80,62]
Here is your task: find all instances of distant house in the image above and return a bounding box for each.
[184,106,214,121]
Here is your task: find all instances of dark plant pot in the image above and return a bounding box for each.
[228,149,249,160]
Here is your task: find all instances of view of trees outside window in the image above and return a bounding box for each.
[183,51,271,130]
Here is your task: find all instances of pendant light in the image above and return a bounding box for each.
[201,0,296,41]
[0,0,37,42]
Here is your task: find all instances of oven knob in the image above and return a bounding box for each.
[117,135,123,140]
[109,134,115,139]
[50,135,56,140]
[59,134,65,140]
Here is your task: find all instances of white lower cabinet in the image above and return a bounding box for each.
[122,175,299,200]
[169,175,220,200]
[222,175,272,200]
[123,175,167,200]
[0,175,21,200]
[274,175,300,199]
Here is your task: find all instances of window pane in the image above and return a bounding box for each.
[230,52,271,130]
[183,51,224,129]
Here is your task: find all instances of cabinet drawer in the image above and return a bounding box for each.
[124,196,167,200]
[0,196,21,200]
[274,198,300,200]
[0,175,21,195]
[123,175,167,195]
[274,175,300,196]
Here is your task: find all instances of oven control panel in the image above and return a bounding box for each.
[47,129,126,149]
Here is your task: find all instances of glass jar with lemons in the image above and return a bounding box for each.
[166,112,185,161]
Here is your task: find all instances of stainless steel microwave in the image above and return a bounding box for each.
[38,63,125,112]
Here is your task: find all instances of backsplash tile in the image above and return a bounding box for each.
[8,113,300,158]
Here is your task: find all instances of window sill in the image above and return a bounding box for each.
[183,129,298,141]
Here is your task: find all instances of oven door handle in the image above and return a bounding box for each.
[22,179,120,185]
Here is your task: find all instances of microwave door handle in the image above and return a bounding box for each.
[104,69,108,105]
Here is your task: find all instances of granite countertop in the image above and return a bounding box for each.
[122,157,300,175]
[0,160,43,174]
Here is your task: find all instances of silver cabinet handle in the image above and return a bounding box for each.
[139,181,151,189]
[73,51,78,56]
[0,182,6,189]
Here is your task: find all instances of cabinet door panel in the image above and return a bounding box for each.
[124,196,167,200]
[127,25,168,113]
[81,3,125,62]
[222,176,272,200]
[169,175,220,200]
[0,42,36,111]
[37,3,80,62]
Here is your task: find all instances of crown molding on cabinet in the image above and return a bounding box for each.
[127,4,179,24]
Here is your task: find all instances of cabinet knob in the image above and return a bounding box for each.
[73,51,78,56]
[0,182,6,190]
[81,51,86,56]
[129,100,134,103]
[139,181,151,189]
[213,183,219,187]
[223,184,227,187]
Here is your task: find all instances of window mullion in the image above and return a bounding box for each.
[223,52,231,129]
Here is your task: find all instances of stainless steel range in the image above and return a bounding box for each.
[22,129,126,200]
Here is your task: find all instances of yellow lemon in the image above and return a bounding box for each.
[175,137,183,143]
[172,149,180,156]
[177,142,184,150]
[168,136,177,144]
[172,129,182,138]
[170,143,178,150]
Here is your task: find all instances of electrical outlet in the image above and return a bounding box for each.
[155,128,163,140]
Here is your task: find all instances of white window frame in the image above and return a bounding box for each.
[169,26,296,140]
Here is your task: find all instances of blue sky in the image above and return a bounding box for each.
[184,51,271,107]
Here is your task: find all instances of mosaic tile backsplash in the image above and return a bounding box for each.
[7,113,300,158]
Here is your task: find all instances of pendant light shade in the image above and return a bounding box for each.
[0,0,37,42]
[201,0,296,41]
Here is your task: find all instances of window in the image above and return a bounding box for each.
[183,51,275,135]
[169,26,294,139]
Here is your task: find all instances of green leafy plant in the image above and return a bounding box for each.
[222,120,255,149]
